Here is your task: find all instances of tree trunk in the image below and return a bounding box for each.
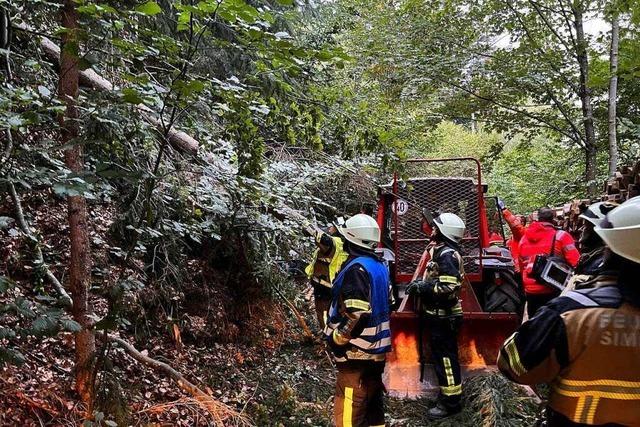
[58,0,96,410]
[14,23,199,155]
[572,5,598,194]
[608,13,620,177]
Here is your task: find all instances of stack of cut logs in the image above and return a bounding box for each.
[553,161,640,238]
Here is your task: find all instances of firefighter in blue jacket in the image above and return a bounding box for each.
[324,214,392,427]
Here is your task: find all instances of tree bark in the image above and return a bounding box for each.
[608,13,620,177]
[572,4,598,194]
[58,0,96,410]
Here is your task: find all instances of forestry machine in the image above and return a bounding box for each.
[375,158,524,397]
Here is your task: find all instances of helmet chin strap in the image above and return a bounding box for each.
[579,225,603,251]
[432,228,458,247]
[343,239,375,256]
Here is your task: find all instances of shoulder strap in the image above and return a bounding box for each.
[549,230,558,256]
[564,286,622,308]
[564,290,599,307]
[434,246,464,277]
[440,247,455,256]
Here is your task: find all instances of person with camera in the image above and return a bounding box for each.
[498,196,640,426]
[518,207,580,318]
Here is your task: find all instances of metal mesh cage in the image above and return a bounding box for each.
[387,159,483,277]
[484,196,507,243]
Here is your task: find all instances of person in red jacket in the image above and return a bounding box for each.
[498,199,527,273]
[518,207,580,317]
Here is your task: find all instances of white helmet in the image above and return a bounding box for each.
[595,196,640,263]
[434,212,465,243]
[579,201,618,227]
[336,214,380,250]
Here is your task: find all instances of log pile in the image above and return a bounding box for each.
[553,161,640,237]
[602,161,640,203]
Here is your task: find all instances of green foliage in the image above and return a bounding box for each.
[4,0,637,420]
[410,121,503,164]
[488,135,585,213]
[0,276,81,366]
[135,1,162,16]
[316,0,640,186]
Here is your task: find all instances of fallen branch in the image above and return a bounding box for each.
[107,335,251,426]
[1,128,12,168]
[15,24,198,155]
[8,180,72,307]
[14,391,63,418]
[0,378,63,418]
[272,286,313,340]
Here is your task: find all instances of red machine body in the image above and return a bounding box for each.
[376,158,523,397]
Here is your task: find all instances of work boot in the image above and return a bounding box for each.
[426,402,461,420]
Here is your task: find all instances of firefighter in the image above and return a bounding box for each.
[406,212,466,419]
[497,196,640,426]
[305,219,349,329]
[323,214,392,427]
[561,202,618,294]
[518,207,580,317]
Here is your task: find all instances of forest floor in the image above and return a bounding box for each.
[0,309,540,426]
[0,191,539,426]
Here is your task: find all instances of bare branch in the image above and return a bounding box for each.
[108,335,251,426]
[527,0,574,52]
[557,0,579,50]
[8,180,73,307]
[538,83,586,147]
[503,1,580,94]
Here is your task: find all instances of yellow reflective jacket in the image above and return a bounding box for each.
[305,233,348,288]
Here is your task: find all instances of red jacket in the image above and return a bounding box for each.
[503,209,527,273]
[502,209,526,241]
[518,221,580,295]
[507,238,521,273]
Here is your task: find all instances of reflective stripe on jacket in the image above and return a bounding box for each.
[498,278,640,426]
[305,234,348,288]
[422,243,464,317]
[324,256,391,360]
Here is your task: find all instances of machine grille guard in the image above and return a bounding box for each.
[385,158,485,281]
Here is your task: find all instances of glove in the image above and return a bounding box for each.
[327,329,349,357]
[331,329,350,346]
[302,221,315,237]
[497,198,506,211]
[406,280,429,296]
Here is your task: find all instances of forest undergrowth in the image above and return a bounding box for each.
[0,182,539,426]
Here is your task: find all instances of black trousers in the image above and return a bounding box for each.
[313,282,332,330]
[426,315,463,410]
[526,292,559,318]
